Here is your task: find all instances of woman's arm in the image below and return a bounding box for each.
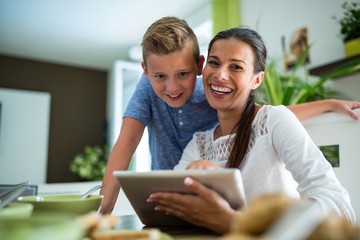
[288,99,360,121]
[270,106,356,223]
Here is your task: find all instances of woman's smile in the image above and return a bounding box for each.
[210,84,233,96]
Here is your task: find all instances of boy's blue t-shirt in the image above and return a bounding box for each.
[123,74,218,169]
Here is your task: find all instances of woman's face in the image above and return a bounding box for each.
[202,38,263,113]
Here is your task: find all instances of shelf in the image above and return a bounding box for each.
[309,54,360,79]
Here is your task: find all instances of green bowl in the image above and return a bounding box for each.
[17,194,103,215]
[0,202,33,219]
[0,213,84,240]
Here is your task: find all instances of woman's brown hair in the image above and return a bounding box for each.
[207,27,267,168]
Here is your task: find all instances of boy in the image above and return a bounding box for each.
[100,16,360,214]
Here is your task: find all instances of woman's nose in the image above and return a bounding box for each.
[214,67,229,81]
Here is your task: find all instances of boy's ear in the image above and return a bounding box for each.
[197,55,205,76]
[141,61,149,77]
[251,71,264,90]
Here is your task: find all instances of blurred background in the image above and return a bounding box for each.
[0,0,358,184]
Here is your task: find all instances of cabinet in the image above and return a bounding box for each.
[0,88,50,184]
[302,109,360,221]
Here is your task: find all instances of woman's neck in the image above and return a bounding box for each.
[215,111,242,139]
[215,105,262,139]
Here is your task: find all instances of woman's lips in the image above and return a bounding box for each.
[210,84,233,96]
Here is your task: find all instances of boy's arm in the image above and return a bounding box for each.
[288,99,360,121]
[99,117,145,215]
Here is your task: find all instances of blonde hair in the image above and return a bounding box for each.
[141,16,200,66]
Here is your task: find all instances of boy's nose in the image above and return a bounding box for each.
[166,79,181,92]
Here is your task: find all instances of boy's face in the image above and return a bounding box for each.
[142,47,204,108]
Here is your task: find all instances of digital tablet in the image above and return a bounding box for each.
[113,169,246,227]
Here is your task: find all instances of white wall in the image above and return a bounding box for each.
[0,88,51,184]
[239,0,359,105]
[330,72,360,101]
[240,0,347,69]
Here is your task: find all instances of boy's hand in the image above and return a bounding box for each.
[331,99,360,121]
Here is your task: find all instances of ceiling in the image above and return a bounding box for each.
[0,0,212,70]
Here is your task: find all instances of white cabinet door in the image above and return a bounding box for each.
[302,109,360,222]
[0,88,51,184]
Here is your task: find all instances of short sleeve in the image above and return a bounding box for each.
[123,74,152,125]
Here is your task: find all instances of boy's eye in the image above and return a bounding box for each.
[154,74,165,80]
[178,72,189,79]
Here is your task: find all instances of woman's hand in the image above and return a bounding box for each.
[146,177,236,234]
[186,159,222,170]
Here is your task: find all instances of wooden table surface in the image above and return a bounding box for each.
[116,214,221,239]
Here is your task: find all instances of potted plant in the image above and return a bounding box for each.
[332,1,360,57]
[257,46,360,106]
[257,48,360,168]
[69,145,109,181]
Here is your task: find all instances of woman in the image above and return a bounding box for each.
[146,27,356,233]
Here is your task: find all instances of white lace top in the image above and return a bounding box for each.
[174,105,356,223]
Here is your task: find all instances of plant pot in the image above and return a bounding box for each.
[344,38,360,58]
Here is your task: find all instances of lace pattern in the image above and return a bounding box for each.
[195,105,271,164]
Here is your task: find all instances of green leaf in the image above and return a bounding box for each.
[257,46,359,106]
[69,144,110,181]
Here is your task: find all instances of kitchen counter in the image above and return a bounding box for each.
[115,214,220,240]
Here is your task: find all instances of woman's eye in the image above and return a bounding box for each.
[230,64,242,71]
[207,60,219,66]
